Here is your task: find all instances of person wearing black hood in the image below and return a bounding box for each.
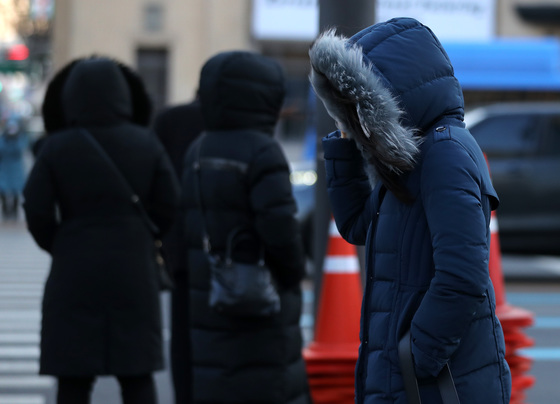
[23,57,180,404]
[152,95,204,404]
[180,51,310,403]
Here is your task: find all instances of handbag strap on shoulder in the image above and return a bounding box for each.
[193,133,211,253]
[194,135,264,263]
[80,128,159,236]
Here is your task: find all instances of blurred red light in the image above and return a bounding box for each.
[7,44,29,61]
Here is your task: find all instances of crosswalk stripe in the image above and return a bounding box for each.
[0,361,39,373]
[0,277,45,284]
[0,285,43,291]
[0,270,47,275]
[0,333,40,344]
[0,280,43,285]
[0,377,54,388]
[0,312,40,321]
[0,225,50,403]
[0,261,48,267]
[0,394,45,404]
[0,347,39,359]
[0,311,40,320]
[0,323,39,332]
[0,292,42,299]
[0,302,41,310]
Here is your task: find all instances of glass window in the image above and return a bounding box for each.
[136,48,168,116]
[470,114,539,157]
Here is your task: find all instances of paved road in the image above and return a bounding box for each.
[1,217,559,403]
[0,220,174,404]
[0,215,315,404]
[0,221,54,404]
[506,282,560,404]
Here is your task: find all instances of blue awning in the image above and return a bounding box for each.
[443,38,560,90]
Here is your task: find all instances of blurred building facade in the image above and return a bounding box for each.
[47,0,560,136]
[51,0,254,113]
[0,0,22,43]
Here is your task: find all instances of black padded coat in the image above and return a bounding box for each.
[181,51,310,404]
[23,58,180,376]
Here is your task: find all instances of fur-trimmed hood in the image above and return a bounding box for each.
[309,17,464,176]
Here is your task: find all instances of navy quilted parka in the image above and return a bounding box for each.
[310,18,512,404]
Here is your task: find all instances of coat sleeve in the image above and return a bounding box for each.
[22,151,59,253]
[249,141,306,289]
[147,139,181,237]
[411,139,490,379]
[322,131,375,245]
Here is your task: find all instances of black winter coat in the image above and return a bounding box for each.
[23,58,180,376]
[153,100,204,275]
[181,51,309,404]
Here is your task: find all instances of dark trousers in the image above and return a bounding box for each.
[57,374,156,404]
[170,271,192,403]
[0,193,18,219]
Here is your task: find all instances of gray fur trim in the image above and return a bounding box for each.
[309,29,421,175]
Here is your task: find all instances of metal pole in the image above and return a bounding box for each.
[313,0,376,317]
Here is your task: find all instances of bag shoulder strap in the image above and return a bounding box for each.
[398,330,460,404]
[192,133,211,253]
[193,134,261,259]
[80,128,159,236]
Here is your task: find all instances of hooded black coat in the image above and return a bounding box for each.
[23,58,180,376]
[153,99,204,404]
[181,51,309,403]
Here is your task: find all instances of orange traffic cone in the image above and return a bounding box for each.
[483,153,535,403]
[303,216,363,403]
[488,207,535,403]
[489,211,534,328]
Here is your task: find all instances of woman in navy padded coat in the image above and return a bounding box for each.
[309,18,512,403]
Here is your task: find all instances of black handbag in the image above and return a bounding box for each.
[193,134,280,317]
[398,330,460,404]
[207,227,280,317]
[80,129,175,291]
